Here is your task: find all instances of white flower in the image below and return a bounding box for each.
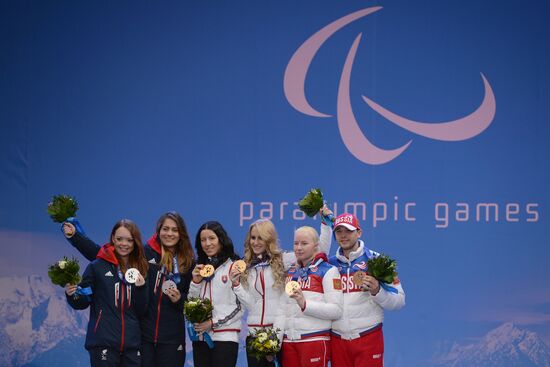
[58,260,67,269]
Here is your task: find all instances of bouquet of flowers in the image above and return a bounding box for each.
[298,188,324,217]
[367,254,398,284]
[246,327,281,361]
[184,297,213,323]
[47,195,78,223]
[48,257,81,287]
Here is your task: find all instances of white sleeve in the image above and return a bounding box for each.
[282,251,296,270]
[318,222,332,256]
[188,281,202,299]
[273,291,288,343]
[372,279,405,310]
[302,266,343,320]
[231,282,255,311]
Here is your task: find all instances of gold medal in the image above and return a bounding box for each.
[285,280,301,296]
[233,260,246,273]
[199,264,215,277]
[352,271,367,286]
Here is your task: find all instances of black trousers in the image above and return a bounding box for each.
[141,341,185,367]
[192,340,238,367]
[88,347,141,367]
[246,336,282,367]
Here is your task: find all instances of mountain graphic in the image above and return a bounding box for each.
[432,322,550,367]
[0,275,88,366]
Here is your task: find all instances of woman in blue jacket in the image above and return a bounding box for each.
[65,219,149,367]
[63,211,195,367]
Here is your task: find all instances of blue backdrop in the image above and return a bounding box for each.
[1,0,549,366]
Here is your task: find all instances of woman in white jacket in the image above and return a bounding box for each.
[230,207,333,367]
[189,221,243,367]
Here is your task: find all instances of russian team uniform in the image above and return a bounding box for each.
[232,223,333,367]
[329,240,405,367]
[275,253,343,367]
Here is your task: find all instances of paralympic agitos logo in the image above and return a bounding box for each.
[283,6,496,165]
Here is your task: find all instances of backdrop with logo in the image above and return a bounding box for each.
[1,0,549,366]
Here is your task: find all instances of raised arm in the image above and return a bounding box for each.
[62,219,100,261]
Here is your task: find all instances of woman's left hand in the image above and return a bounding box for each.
[134,273,145,287]
[165,288,181,303]
[194,319,213,334]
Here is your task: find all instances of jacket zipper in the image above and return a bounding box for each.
[120,283,125,352]
[154,285,163,344]
[94,309,103,333]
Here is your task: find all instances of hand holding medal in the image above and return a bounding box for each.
[125,268,145,286]
[229,260,246,287]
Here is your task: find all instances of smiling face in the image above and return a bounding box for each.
[249,225,267,256]
[293,227,319,265]
[112,226,135,260]
[159,218,180,249]
[334,226,362,256]
[200,229,222,258]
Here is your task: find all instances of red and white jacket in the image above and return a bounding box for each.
[232,223,333,332]
[328,240,405,340]
[274,253,343,342]
[188,259,243,343]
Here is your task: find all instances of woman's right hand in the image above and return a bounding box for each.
[229,266,242,287]
[65,283,77,296]
[192,264,204,283]
[62,222,76,238]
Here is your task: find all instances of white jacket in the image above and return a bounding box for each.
[274,254,343,342]
[232,223,333,331]
[328,241,405,340]
[188,259,243,343]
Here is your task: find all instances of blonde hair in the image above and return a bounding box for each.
[241,219,285,290]
[294,226,320,245]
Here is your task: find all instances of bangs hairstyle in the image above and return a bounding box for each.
[110,219,148,276]
[241,219,285,290]
[195,221,240,265]
[156,211,194,274]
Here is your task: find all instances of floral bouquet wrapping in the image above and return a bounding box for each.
[47,195,78,223]
[184,297,214,347]
[184,297,213,323]
[48,257,81,287]
[246,327,281,361]
[367,254,398,284]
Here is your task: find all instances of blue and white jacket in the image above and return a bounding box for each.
[329,240,405,340]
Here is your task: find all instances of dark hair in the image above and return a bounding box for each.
[156,211,194,273]
[110,219,148,276]
[195,221,240,266]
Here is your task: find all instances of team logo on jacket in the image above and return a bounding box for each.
[310,266,318,273]
[222,275,228,283]
[104,271,114,277]
[101,349,108,361]
[353,261,367,270]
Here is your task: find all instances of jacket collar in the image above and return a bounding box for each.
[96,243,119,265]
[336,240,366,263]
[147,233,162,255]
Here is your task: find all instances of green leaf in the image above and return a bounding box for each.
[298,188,324,217]
[47,257,81,287]
[47,195,79,223]
[184,297,213,323]
[367,254,398,284]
